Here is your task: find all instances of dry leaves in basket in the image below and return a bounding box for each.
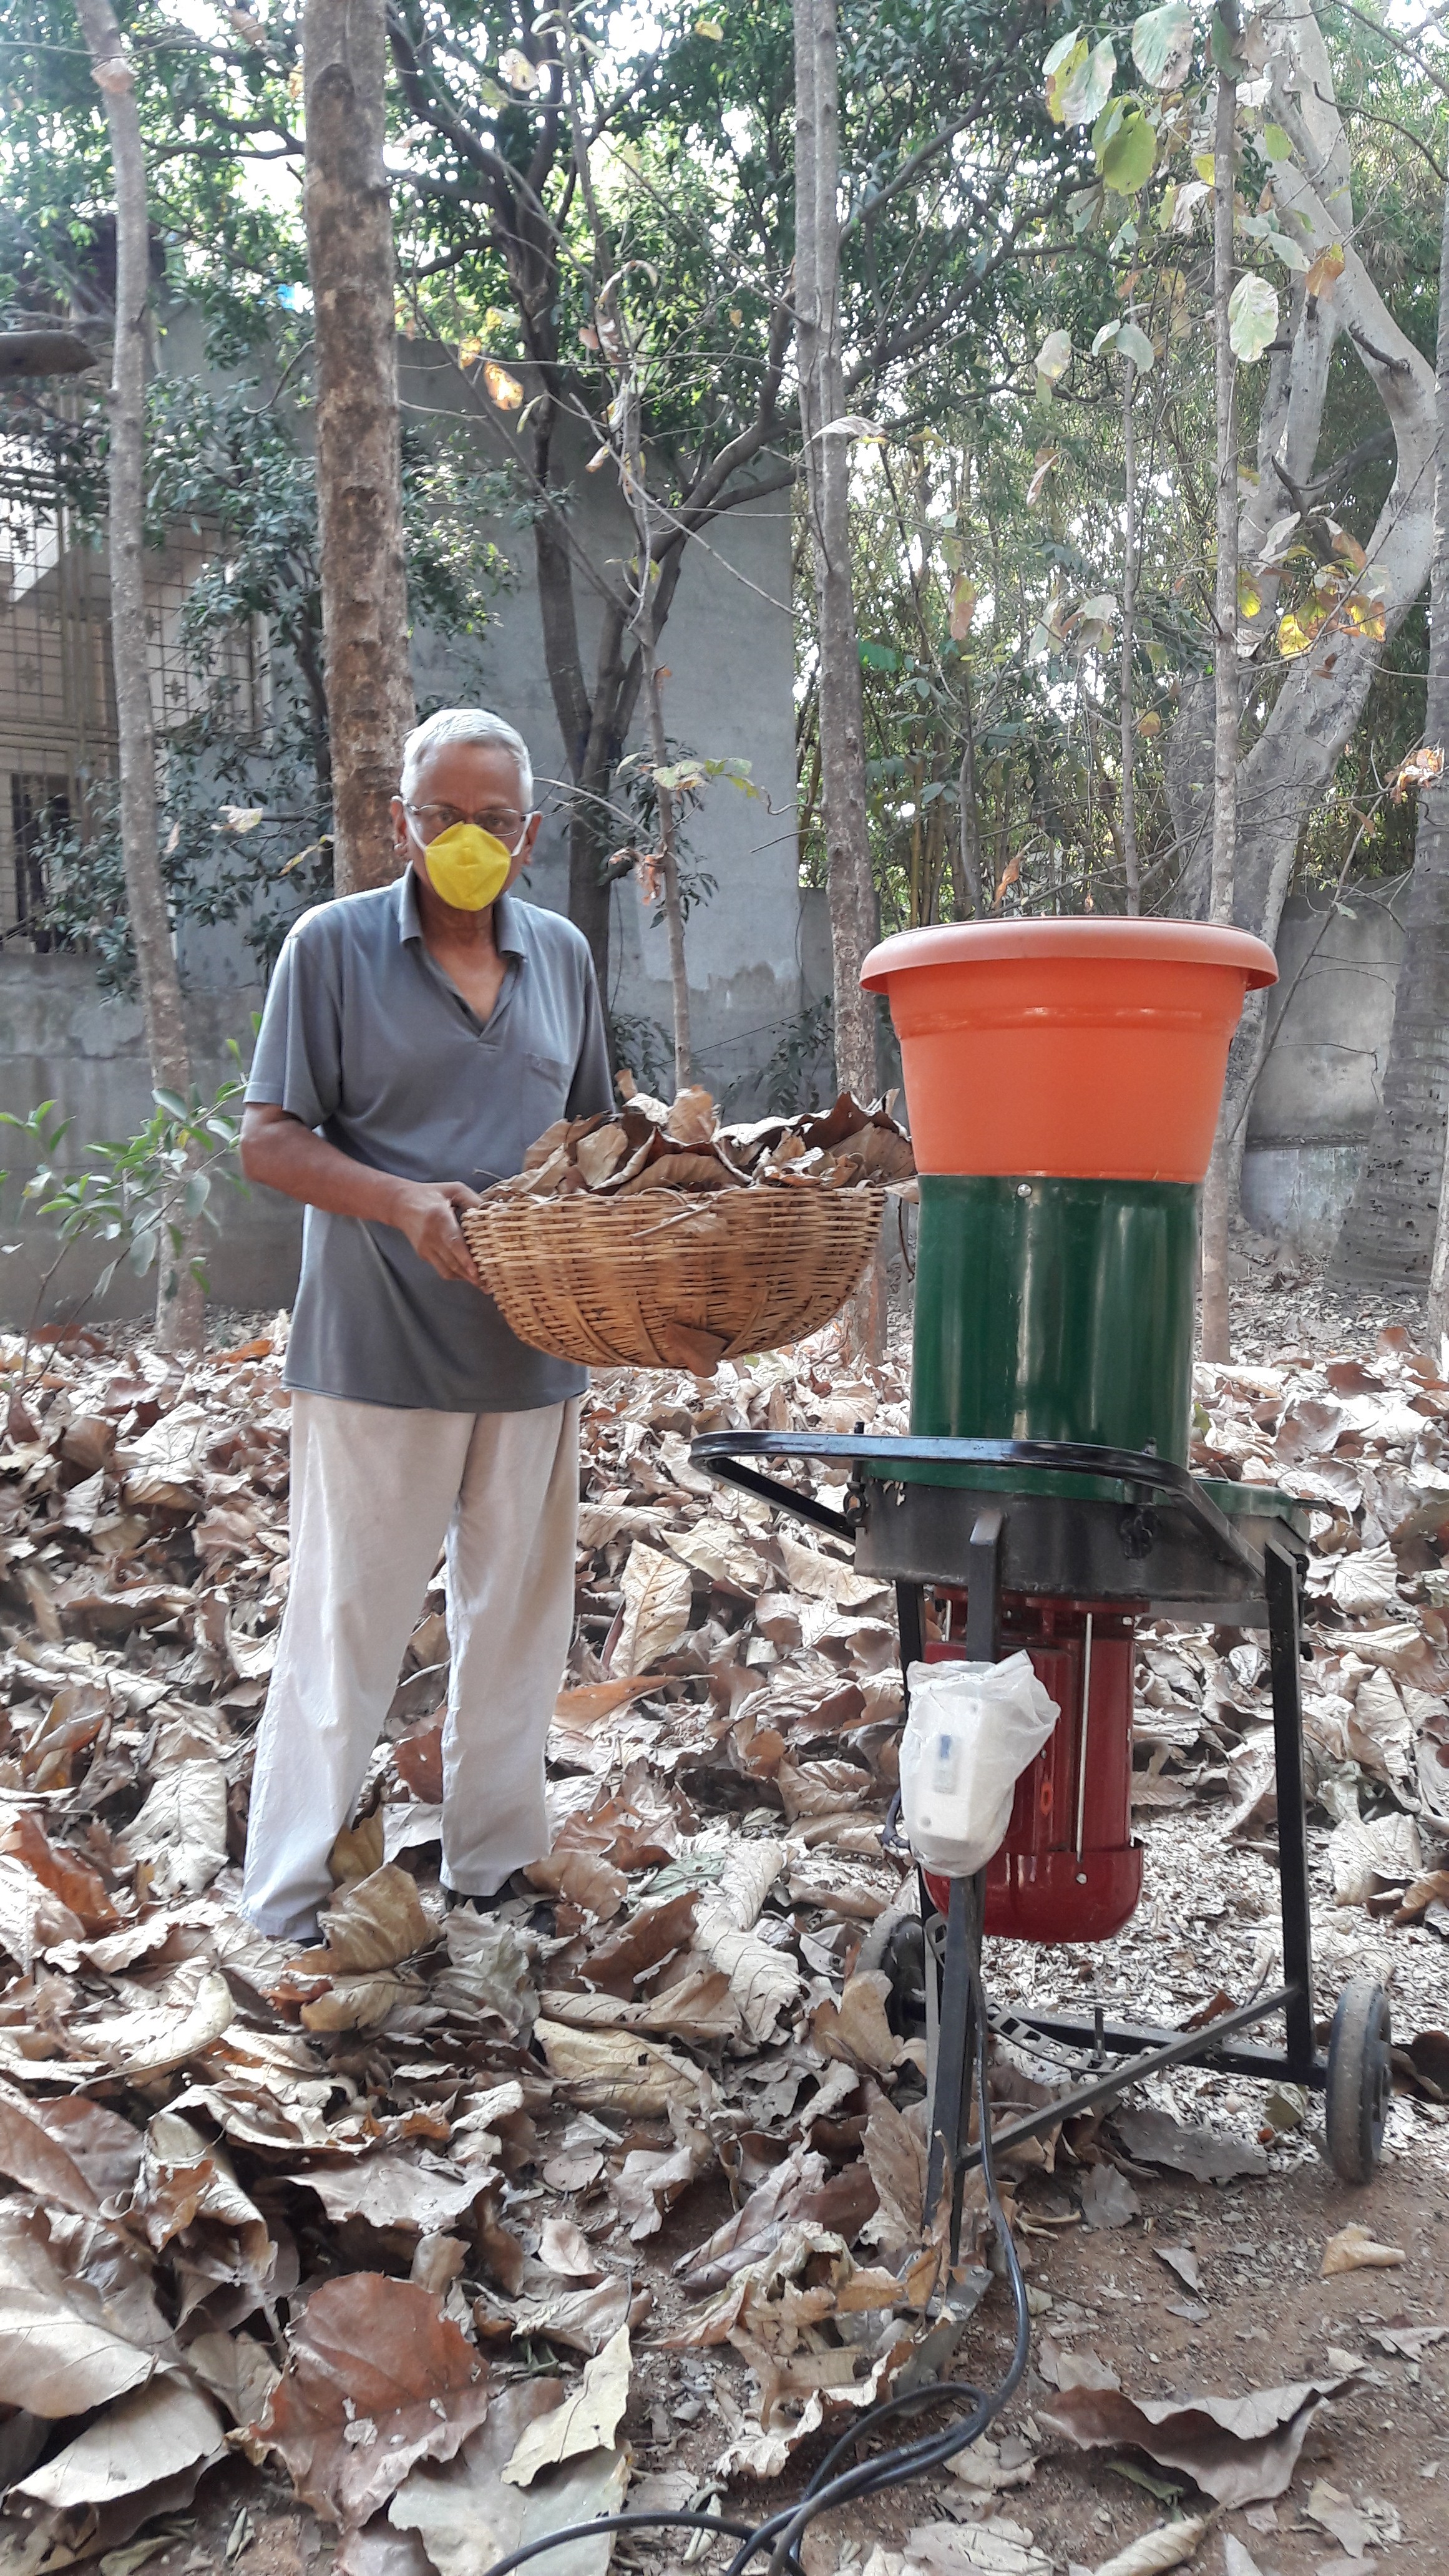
[489,1081,915,1203]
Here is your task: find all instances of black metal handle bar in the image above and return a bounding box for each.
[690,1430,1269,1581]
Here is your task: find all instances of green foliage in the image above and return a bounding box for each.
[1,0,1443,990]
[19,363,512,987]
[0,1061,247,1310]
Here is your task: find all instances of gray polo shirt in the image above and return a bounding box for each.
[246,870,613,1412]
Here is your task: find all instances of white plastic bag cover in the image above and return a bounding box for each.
[899,1652,1061,1878]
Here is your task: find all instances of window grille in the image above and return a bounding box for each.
[1,421,263,942]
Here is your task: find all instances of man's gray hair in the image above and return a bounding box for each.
[399,708,534,809]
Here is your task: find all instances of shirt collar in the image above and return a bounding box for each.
[396,866,527,959]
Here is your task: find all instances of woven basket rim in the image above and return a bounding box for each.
[458,1181,884,1370]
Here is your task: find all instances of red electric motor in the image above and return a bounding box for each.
[920,1593,1143,1944]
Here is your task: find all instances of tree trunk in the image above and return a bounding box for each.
[953,665,982,919]
[642,651,693,1089]
[1209,44,1239,930]
[1119,346,1139,914]
[304,0,413,894]
[74,0,201,1353]
[1170,0,1437,1357]
[1330,159,1449,1290]
[794,0,879,1103]
[1199,19,1241,1365]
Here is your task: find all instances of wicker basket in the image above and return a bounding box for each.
[460,1184,885,1370]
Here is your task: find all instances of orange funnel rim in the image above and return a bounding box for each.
[861,917,1279,992]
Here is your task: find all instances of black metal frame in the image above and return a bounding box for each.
[690,1430,1324,2233]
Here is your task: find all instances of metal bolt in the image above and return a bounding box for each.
[1016,1182,1032,1199]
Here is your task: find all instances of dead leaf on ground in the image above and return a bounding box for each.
[255,2274,491,2529]
[813,1968,905,2074]
[0,2203,175,2414]
[296,1865,432,1975]
[1108,2105,1267,2182]
[1080,2162,1141,2230]
[119,1760,230,1898]
[1037,2371,1359,2508]
[390,2380,627,2576]
[532,2019,715,2120]
[612,1543,693,1674]
[1322,2220,1405,2275]
[501,2325,632,2486]
[11,2369,224,2512]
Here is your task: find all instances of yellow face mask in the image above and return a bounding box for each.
[419,821,516,912]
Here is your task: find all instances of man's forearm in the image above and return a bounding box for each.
[240,1107,482,1284]
[241,1114,411,1226]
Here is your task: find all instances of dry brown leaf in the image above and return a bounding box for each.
[862,2093,933,2253]
[0,1811,118,1933]
[331,1809,387,1884]
[285,2157,495,2240]
[1087,2525,1210,2576]
[670,1520,770,1594]
[0,2202,174,2414]
[389,2381,627,2576]
[11,2368,224,2512]
[613,2123,716,2241]
[778,1532,889,1609]
[501,2325,632,2487]
[693,1887,801,2046]
[132,2110,275,2295]
[532,2018,715,2119]
[90,1967,236,2081]
[431,1912,535,2029]
[1108,2106,1267,2182]
[1037,2373,1358,2508]
[292,1971,416,2032]
[1080,2163,1140,2230]
[0,1853,85,1968]
[663,1087,718,1144]
[489,2273,635,2358]
[552,1677,656,1732]
[812,1969,904,2076]
[185,2325,282,2428]
[1328,1811,1422,1905]
[537,2217,602,2281]
[5,2094,145,2205]
[119,1761,230,1899]
[115,1405,212,1510]
[905,2523,1050,2574]
[675,2149,831,2296]
[1322,2221,1405,2276]
[1329,1541,1399,1616]
[612,1543,694,1674]
[300,1865,432,1974]
[524,1846,627,1921]
[255,2274,492,2529]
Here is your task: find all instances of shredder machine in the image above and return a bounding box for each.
[693,919,1393,2245]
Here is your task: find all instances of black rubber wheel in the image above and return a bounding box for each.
[859,1897,927,2037]
[1324,1976,1392,2184]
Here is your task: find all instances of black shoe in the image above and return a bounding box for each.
[444,1877,522,1913]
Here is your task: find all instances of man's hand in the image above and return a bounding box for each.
[388,1179,484,1284]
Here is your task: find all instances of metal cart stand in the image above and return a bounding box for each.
[693,1428,1392,2237]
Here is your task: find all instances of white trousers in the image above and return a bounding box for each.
[242,1390,580,1939]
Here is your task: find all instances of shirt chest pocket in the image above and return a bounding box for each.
[520,1049,572,1146]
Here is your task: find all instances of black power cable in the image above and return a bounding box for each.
[480,1908,1032,2576]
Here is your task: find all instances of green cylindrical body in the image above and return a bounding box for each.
[911,1174,1199,1465]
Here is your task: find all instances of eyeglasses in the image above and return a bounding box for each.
[404,803,532,850]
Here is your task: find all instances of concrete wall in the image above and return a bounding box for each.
[0,957,300,1328]
[1241,884,1407,1254]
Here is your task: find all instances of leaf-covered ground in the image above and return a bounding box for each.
[0,1287,1445,2576]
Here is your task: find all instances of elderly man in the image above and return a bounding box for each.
[238,707,612,1941]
